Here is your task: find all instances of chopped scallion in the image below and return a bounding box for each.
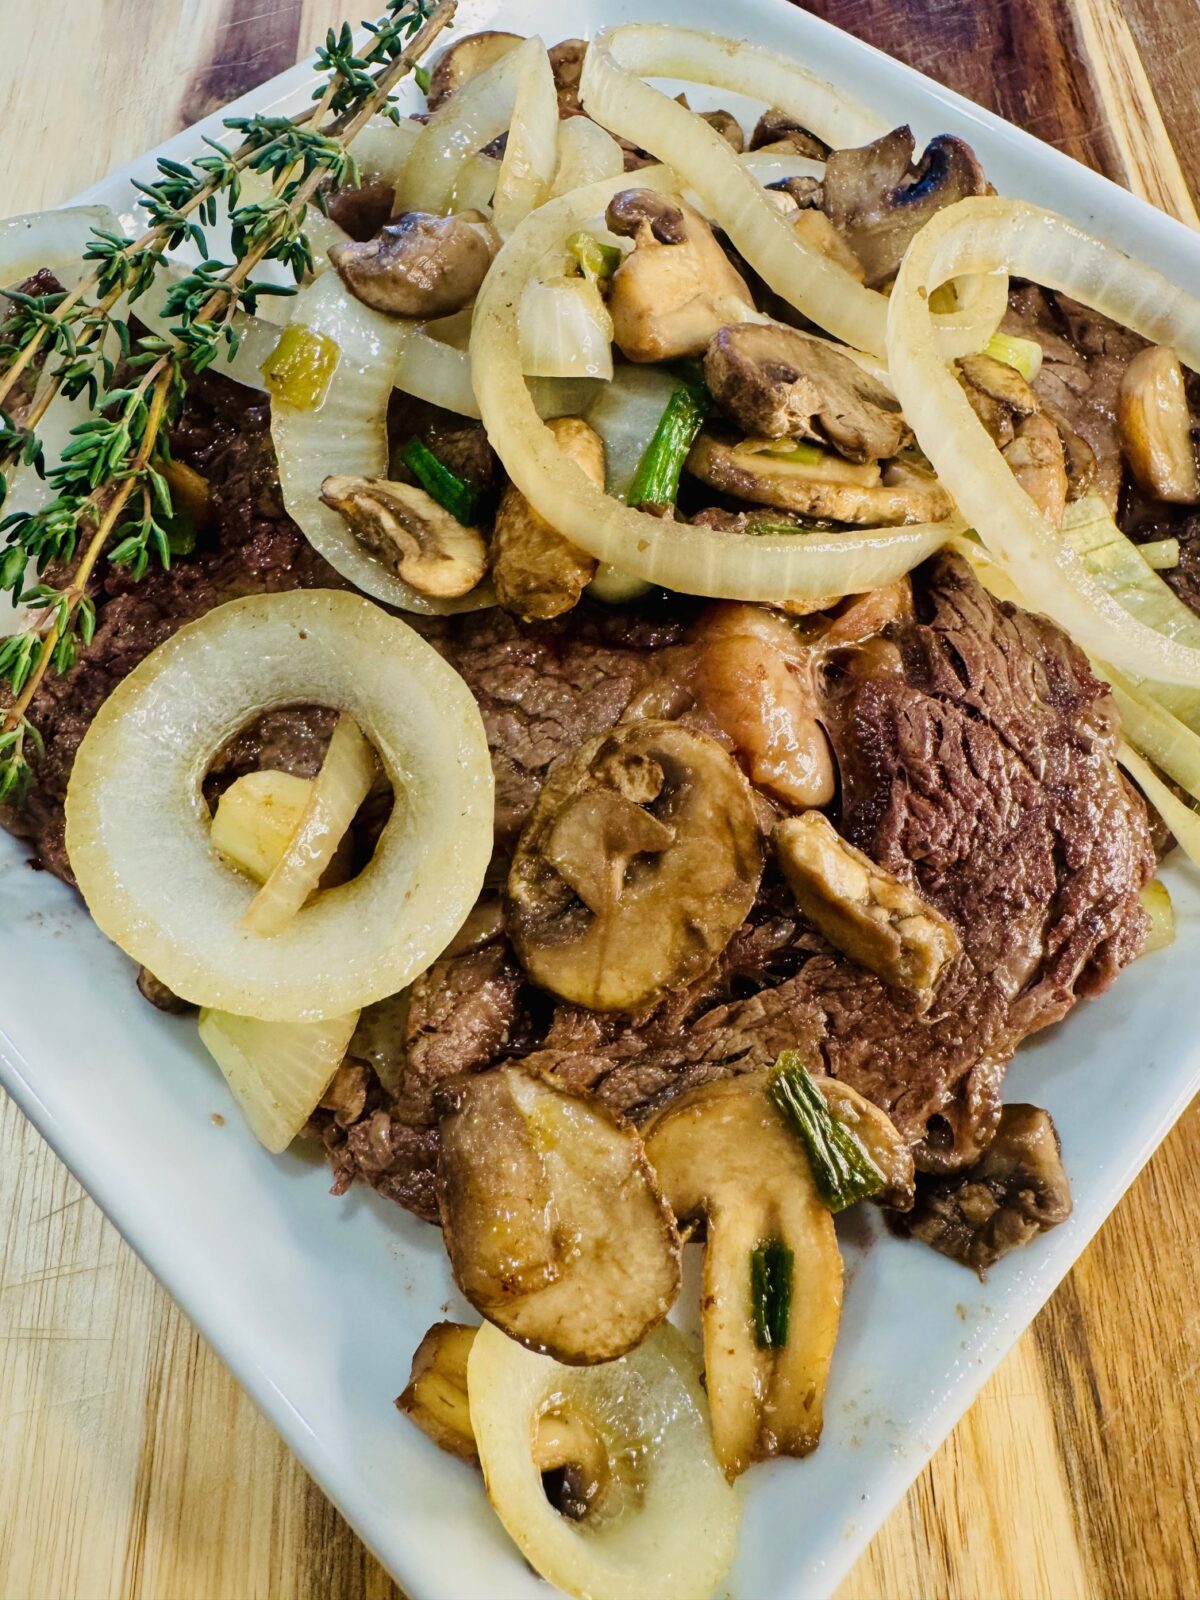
[566,230,622,282]
[626,381,711,509]
[768,1052,886,1213]
[1139,537,1181,572]
[262,324,341,411]
[750,1238,794,1350]
[399,437,479,525]
[983,331,1044,384]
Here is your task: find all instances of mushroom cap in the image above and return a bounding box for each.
[426,29,524,110]
[329,212,497,319]
[319,474,487,597]
[507,720,764,1012]
[704,322,911,461]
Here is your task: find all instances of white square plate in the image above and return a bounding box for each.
[3,2,1199,1596]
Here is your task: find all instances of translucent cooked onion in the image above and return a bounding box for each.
[64,589,494,1022]
[889,198,1200,687]
[579,25,1007,359]
[400,38,546,216]
[135,257,282,393]
[491,39,559,236]
[551,115,624,197]
[472,174,958,602]
[271,270,494,614]
[394,309,605,420]
[1119,742,1200,867]
[519,275,614,378]
[468,1321,741,1600]
[242,713,376,937]
[198,1006,360,1152]
[1140,878,1175,954]
[585,362,680,500]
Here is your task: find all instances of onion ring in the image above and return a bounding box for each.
[888,195,1200,686]
[579,25,1006,359]
[64,589,494,1022]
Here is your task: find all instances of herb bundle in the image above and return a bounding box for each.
[0,0,454,803]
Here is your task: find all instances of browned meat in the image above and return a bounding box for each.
[1004,284,1146,509]
[388,392,498,495]
[890,1103,1072,1273]
[425,606,680,844]
[323,555,1152,1215]
[395,944,525,1125]
[0,373,341,882]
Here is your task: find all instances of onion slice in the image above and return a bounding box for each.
[551,115,624,197]
[579,25,1006,359]
[242,714,375,937]
[889,197,1200,687]
[271,269,494,614]
[491,40,559,236]
[1119,742,1200,867]
[198,1006,360,1152]
[64,589,494,1022]
[472,173,959,602]
[400,38,543,215]
[519,275,614,378]
[468,1320,741,1600]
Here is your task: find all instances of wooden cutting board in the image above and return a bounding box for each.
[2,3,1198,1596]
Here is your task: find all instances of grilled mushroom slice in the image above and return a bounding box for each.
[1117,344,1200,503]
[492,417,603,620]
[1003,410,1069,526]
[750,108,830,158]
[329,211,498,318]
[704,323,910,461]
[774,811,960,1008]
[957,351,1039,447]
[397,1321,480,1462]
[425,30,524,110]
[604,190,756,362]
[507,721,763,1012]
[687,432,952,524]
[821,126,989,288]
[320,475,487,597]
[643,1072,843,1479]
[436,1065,681,1363]
[892,1103,1072,1274]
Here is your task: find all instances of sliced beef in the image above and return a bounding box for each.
[423,606,680,844]
[1,373,340,882]
[890,1103,1072,1274]
[328,553,1151,1218]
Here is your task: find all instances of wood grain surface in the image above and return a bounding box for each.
[2,2,1199,1597]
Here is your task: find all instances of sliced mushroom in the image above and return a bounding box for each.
[548,37,587,112]
[604,190,756,363]
[956,351,1039,448]
[643,1072,843,1479]
[329,211,498,319]
[492,416,602,621]
[775,811,960,1008]
[1117,344,1200,503]
[507,721,764,1012]
[426,30,524,110]
[689,603,836,808]
[791,208,866,282]
[1003,410,1068,527]
[320,475,487,597]
[687,432,952,525]
[436,1065,681,1363]
[397,1321,480,1462]
[891,1103,1072,1274]
[705,323,910,461]
[750,108,830,158]
[822,126,989,289]
[702,108,745,151]
[397,1319,610,1501]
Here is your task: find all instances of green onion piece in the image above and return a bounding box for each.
[983,331,1044,384]
[754,440,828,466]
[745,520,807,537]
[750,1238,794,1350]
[626,382,711,508]
[399,437,479,525]
[262,324,341,411]
[1139,536,1181,572]
[566,230,622,282]
[414,63,432,95]
[768,1052,886,1213]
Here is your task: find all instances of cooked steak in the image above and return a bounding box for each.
[324,554,1154,1215]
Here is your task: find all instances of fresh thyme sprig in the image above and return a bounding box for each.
[0,0,454,804]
